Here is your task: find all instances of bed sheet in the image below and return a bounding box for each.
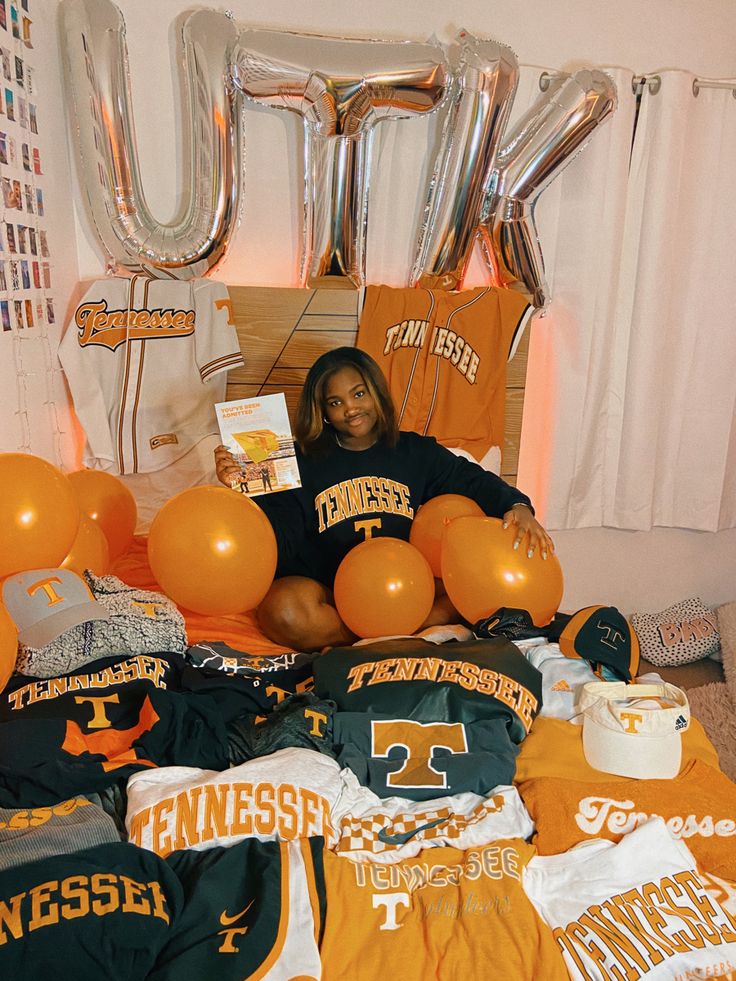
[110,535,294,656]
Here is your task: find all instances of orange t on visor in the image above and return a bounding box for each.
[577,681,690,780]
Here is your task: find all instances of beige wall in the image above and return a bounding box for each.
[71,0,736,286]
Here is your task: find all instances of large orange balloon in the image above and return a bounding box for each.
[61,513,111,576]
[0,452,80,577]
[441,516,563,627]
[147,486,277,616]
[333,537,435,639]
[68,470,137,560]
[409,494,484,577]
[0,603,17,692]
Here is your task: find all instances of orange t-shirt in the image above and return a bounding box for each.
[519,759,736,881]
[514,715,721,784]
[320,840,568,981]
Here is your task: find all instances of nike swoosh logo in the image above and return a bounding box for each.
[377,816,446,845]
[219,898,255,927]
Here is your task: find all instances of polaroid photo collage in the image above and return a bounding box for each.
[0,1,54,335]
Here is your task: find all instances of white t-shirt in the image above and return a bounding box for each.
[333,771,534,864]
[126,748,346,855]
[517,639,599,720]
[126,746,534,864]
[522,817,736,981]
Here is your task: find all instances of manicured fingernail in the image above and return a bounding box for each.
[513,540,519,550]
[542,551,548,560]
[502,522,508,529]
[527,548,534,558]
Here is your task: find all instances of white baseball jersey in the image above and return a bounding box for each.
[59,275,244,474]
[522,817,736,981]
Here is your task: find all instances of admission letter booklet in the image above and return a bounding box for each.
[215,393,302,497]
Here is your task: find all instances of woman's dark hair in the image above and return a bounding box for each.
[294,346,398,455]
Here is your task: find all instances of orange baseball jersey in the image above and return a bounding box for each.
[59,274,244,475]
[320,840,568,981]
[518,758,736,881]
[357,285,531,464]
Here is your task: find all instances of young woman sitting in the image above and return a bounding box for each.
[215,347,553,652]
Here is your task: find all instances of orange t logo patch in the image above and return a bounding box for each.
[371,719,468,789]
[62,694,160,771]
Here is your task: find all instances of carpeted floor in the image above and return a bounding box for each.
[683,600,736,782]
[687,682,736,782]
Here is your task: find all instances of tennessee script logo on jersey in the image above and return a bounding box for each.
[75,300,196,351]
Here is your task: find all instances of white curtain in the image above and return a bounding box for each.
[607,71,736,531]
[515,66,637,526]
[518,68,736,532]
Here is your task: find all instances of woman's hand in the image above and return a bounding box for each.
[502,503,555,560]
[214,444,244,488]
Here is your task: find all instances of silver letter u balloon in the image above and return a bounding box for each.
[60,0,242,278]
[231,30,448,287]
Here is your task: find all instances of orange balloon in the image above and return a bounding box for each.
[0,452,80,577]
[68,470,137,560]
[441,516,563,627]
[0,603,17,692]
[333,537,435,639]
[147,486,277,616]
[61,513,111,576]
[409,494,484,577]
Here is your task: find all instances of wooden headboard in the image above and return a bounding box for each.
[225,286,528,486]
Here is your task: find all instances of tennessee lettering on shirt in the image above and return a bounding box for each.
[673,967,736,981]
[76,300,196,349]
[349,844,521,931]
[6,655,170,711]
[346,657,538,732]
[354,843,522,893]
[554,870,736,980]
[381,320,481,384]
[576,797,736,840]
[128,781,334,857]
[383,319,429,353]
[0,874,171,944]
[429,326,480,384]
[0,797,93,831]
[315,477,413,533]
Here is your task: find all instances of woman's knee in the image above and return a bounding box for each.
[258,577,317,634]
[256,576,348,649]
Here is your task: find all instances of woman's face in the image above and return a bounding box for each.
[323,365,379,450]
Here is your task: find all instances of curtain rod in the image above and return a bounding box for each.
[692,78,736,97]
[628,75,736,97]
[631,75,736,97]
[539,72,736,98]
